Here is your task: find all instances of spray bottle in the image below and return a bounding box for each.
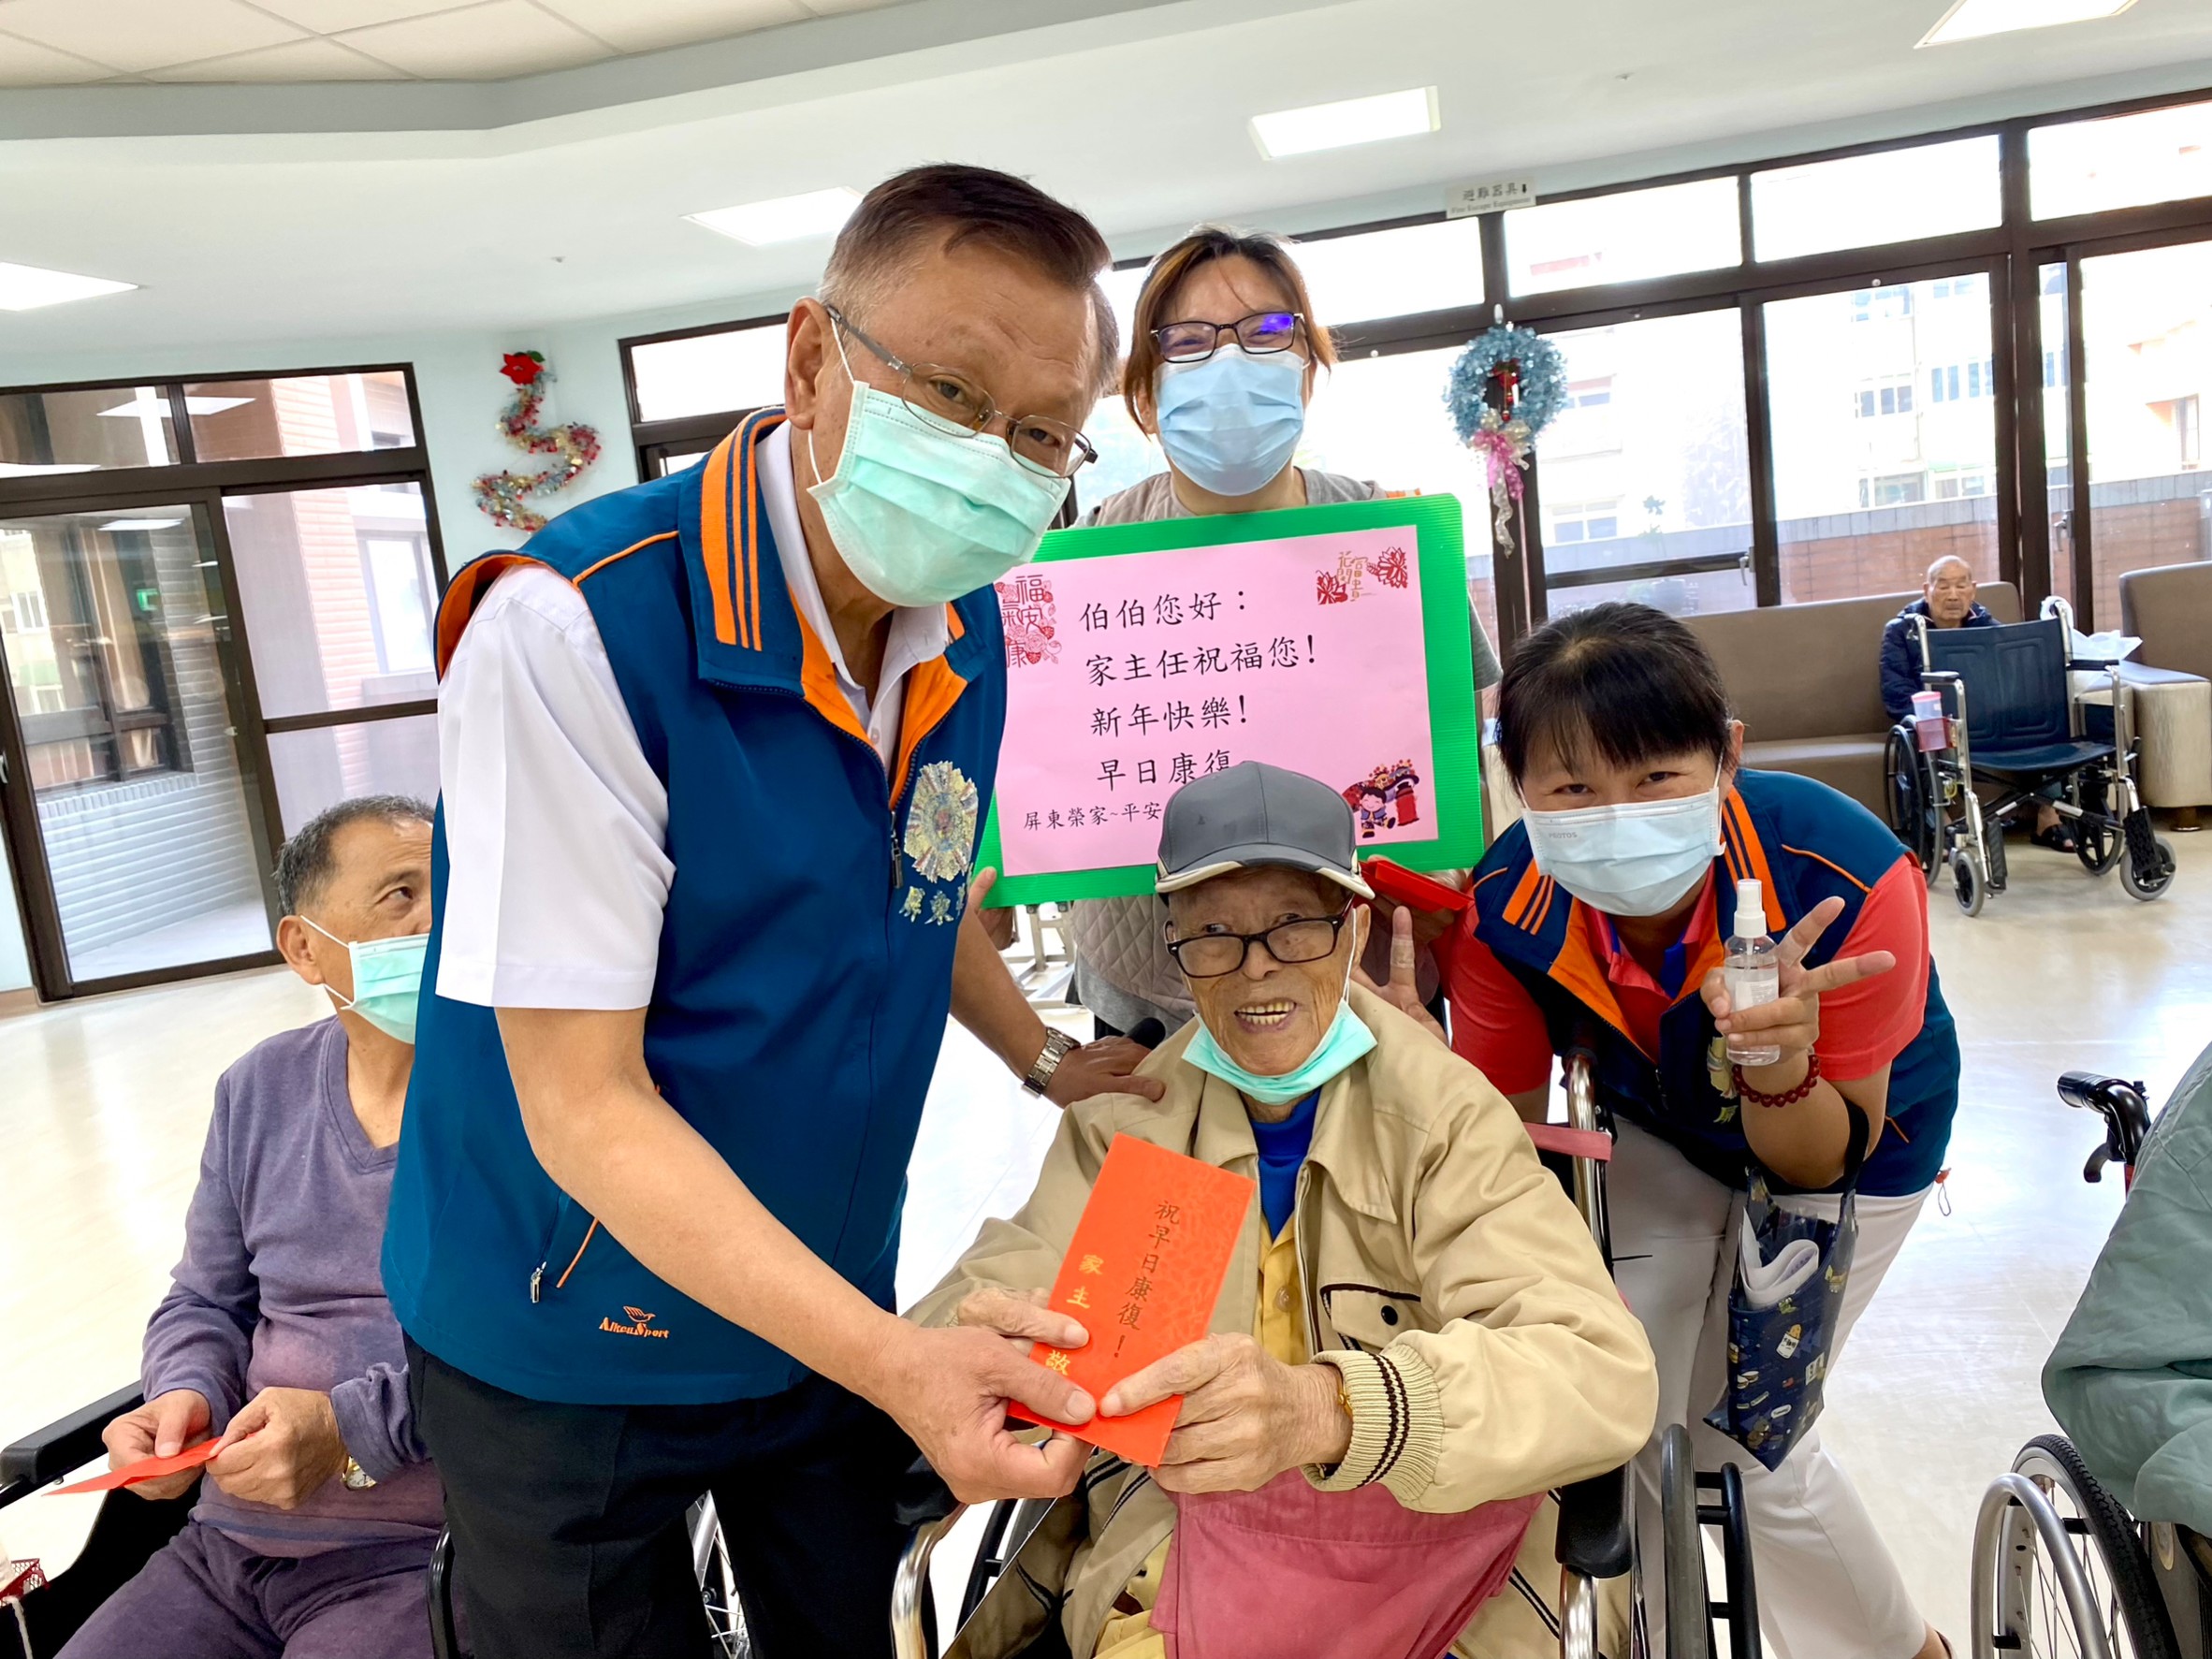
[1724,878,1782,1069]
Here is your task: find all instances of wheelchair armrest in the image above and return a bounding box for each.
[0,1384,142,1496]
[1555,1466,1634,1580]
[894,1456,961,1531]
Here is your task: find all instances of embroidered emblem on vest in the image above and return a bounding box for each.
[900,762,979,924]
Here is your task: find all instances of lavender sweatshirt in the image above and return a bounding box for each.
[143,1016,441,1556]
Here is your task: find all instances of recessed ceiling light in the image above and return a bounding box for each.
[95,393,250,418]
[0,260,137,313]
[1250,87,1439,161]
[98,518,183,531]
[1919,0,2136,46]
[686,187,862,246]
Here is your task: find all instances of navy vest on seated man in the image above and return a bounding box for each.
[1471,768,1959,1198]
[384,409,1008,1404]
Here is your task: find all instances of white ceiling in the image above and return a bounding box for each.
[1,0,2210,365]
[0,0,910,85]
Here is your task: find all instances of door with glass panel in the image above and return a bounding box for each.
[0,502,279,991]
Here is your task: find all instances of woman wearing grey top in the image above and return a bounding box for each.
[1065,225,1501,1039]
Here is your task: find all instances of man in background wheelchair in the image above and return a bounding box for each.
[906,764,1660,1659]
[1880,554,2177,915]
[34,797,444,1659]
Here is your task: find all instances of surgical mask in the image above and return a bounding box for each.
[808,332,1070,607]
[302,917,427,1045]
[1183,950,1377,1107]
[1153,347,1306,498]
[1519,782,1724,919]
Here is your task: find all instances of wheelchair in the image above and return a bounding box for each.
[1885,598,2177,917]
[1966,1071,2212,1659]
[890,1050,1763,1659]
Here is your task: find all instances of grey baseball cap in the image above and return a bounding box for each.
[1155,762,1375,899]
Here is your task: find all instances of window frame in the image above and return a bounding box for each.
[0,361,445,1000]
[617,84,2212,639]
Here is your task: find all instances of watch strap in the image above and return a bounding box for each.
[1022,1028,1081,1097]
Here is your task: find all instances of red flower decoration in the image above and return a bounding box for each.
[500,352,545,386]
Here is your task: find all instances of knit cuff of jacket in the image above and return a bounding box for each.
[1303,1346,1442,1503]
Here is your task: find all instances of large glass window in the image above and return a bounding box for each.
[223,484,437,718]
[1534,309,1754,619]
[0,386,178,474]
[629,322,787,423]
[0,505,272,984]
[2078,238,2212,630]
[1506,178,1741,297]
[1301,345,1509,661]
[184,371,415,461]
[2031,98,2212,220]
[268,715,439,839]
[1751,137,2002,261]
[1765,273,2001,603]
[1291,216,1484,326]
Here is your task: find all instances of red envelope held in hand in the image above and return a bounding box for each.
[1011,1134,1254,1467]
[49,1439,222,1496]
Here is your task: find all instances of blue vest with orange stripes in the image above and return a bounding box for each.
[1470,769,1957,1197]
[382,412,1009,1404]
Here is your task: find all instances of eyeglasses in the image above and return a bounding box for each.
[826,305,1098,480]
[1165,903,1354,979]
[1152,311,1305,365]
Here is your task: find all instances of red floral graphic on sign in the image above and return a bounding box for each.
[997,571,1062,667]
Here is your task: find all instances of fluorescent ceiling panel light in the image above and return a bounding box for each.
[0,260,137,312]
[1250,87,1438,160]
[0,462,98,477]
[99,518,183,531]
[95,394,249,417]
[1920,0,2136,46]
[687,187,862,246]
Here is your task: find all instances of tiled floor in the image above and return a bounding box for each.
[5,828,2209,1648]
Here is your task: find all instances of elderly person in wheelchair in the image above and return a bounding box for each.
[909,762,1658,1659]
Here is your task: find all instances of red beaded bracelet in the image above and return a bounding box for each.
[1733,1051,1822,1108]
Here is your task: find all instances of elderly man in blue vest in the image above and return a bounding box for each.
[386,165,1128,1659]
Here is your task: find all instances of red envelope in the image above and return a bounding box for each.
[48,1438,222,1495]
[1010,1134,1255,1466]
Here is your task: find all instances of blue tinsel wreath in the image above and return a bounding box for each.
[1444,324,1569,443]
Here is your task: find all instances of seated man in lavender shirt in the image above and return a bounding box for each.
[64,794,444,1659]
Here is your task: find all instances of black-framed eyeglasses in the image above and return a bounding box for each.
[1152,311,1305,365]
[1164,903,1354,979]
[825,304,1099,480]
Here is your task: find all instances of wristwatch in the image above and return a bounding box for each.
[341,1455,377,1492]
[1022,1029,1082,1098]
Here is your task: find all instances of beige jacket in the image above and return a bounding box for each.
[910,986,1658,1658]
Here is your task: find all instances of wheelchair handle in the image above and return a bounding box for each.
[2057,1071,2153,1185]
[1560,1052,1611,1265]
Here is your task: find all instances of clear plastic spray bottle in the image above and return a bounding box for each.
[1724,878,1782,1069]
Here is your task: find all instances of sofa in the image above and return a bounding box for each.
[1683,583,2021,818]
[2118,560,2212,816]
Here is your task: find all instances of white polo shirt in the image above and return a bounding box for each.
[434,423,952,1012]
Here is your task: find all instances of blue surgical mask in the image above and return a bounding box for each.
[808,333,1070,607]
[1183,953,1377,1107]
[303,918,427,1045]
[1519,782,1724,918]
[1153,347,1306,498]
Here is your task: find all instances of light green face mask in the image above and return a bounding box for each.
[806,329,1070,607]
[1182,952,1377,1107]
[302,917,427,1046]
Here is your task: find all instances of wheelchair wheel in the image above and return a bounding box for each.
[1885,729,1940,877]
[2121,834,2177,903]
[1659,1425,1713,1659]
[2075,776,2122,876]
[1972,1434,2176,1659]
[1951,847,1986,917]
